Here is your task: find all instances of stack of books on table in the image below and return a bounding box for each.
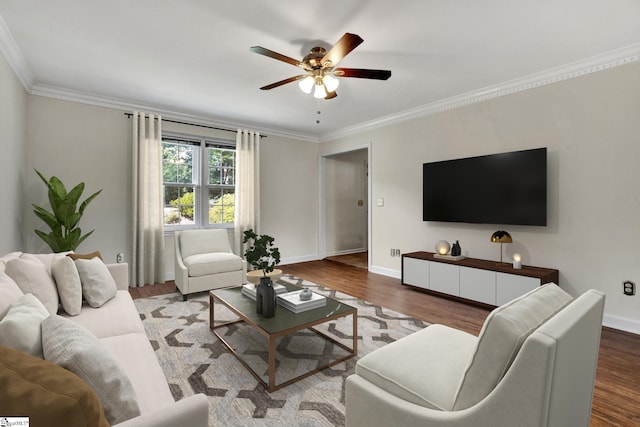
[277,290,326,313]
[241,282,287,300]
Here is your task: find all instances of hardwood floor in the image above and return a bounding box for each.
[130,260,640,426]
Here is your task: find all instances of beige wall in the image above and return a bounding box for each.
[22,97,319,278]
[0,53,27,254]
[24,97,131,263]
[321,62,640,331]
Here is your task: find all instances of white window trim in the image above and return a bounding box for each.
[162,131,236,233]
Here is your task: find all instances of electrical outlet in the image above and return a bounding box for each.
[623,281,635,296]
[116,253,124,263]
[395,249,401,257]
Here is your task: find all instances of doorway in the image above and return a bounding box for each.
[319,145,371,269]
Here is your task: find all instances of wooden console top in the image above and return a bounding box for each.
[403,251,559,284]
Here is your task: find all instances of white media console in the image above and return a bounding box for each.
[402,251,559,307]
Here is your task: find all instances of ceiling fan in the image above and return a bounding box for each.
[250,33,391,100]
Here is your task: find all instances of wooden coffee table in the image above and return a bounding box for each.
[209,280,357,392]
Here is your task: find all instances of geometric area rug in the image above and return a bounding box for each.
[134,275,429,426]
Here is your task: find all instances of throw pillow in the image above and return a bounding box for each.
[75,257,117,308]
[52,254,83,316]
[67,251,103,261]
[0,293,50,358]
[0,345,109,427]
[0,272,23,319]
[41,315,141,425]
[5,254,60,314]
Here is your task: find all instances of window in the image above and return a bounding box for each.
[162,134,235,229]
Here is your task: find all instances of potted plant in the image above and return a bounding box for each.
[32,169,102,252]
[242,229,281,317]
[242,229,281,280]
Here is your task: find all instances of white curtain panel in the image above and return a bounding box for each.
[234,129,261,256]
[131,112,165,286]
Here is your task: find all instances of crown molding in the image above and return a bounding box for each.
[320,43,640,142]
[2,10,637,145]
[0,14,33,89]
[28,83,319,143]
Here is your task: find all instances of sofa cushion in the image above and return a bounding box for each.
[100,333,176,413]
[179,229,233,258]
[42,315,141,425]
[5,254,59,314]
[0,345,109,427]
[62,290,145,339]
[355,324,478,410]
[75,257,117,308]
[0,293,50,358]
[184,252,244,277]
[452,282,573,410]
[0,272,23,319]
[52,254,83,316]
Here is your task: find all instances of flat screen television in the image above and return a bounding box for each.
[423,147,547,226]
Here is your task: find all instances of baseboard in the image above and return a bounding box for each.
[280,254,321,266]
[326,248,367,257]
[368,265,401,279]
[603,314,640,335]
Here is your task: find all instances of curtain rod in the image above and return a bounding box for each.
[123,113,266,138]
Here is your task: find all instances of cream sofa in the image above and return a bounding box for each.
[346,283,606,427]
[0,251,208,427]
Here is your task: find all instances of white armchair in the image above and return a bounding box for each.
[346,283,605,427]
[174,229,246,300]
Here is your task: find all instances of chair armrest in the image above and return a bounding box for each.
[106,262,129,291]
[112,394,208,427]
[174,235,188,288]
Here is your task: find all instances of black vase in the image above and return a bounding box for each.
[451,240,461,256]
[256,276,276,318]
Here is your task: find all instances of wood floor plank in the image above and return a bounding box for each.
[129,258,640,426]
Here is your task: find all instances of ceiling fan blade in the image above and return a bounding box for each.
[334,68,392,80]
[250,46,304,68]
[321,33,364,67]
[325,90,338,100]
[259,75,307,90]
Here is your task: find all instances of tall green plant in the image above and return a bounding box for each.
[32,169,102,252]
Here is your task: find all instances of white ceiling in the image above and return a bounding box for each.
[1,1,639,141]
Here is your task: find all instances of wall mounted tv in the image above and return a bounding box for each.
[423,147,547,226]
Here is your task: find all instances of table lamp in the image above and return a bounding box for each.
[490,230,512,264]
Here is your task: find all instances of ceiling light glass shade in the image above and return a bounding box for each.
[313,83,327,99]
[298,76,314,94]
[323,74,340,92]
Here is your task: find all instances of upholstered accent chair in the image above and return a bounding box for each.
[174,229,246,300]
[346,283,605,427]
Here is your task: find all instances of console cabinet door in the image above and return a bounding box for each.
[429,262,460,296]
[403,257,430,289]
[460,266,496,305]
[496,273,540,305]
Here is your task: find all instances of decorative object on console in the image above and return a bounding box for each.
[451,240,462,257]
[300,288,312,301]
[513,253,522,269]
[490,230,512,264]
[435,240,451,255]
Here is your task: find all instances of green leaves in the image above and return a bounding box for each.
[32,169,102,252]
[242,229,281,276]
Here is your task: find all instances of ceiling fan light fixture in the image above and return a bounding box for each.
[313,83,327,99]
[298,76,314,94]
[323,74,340,92]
